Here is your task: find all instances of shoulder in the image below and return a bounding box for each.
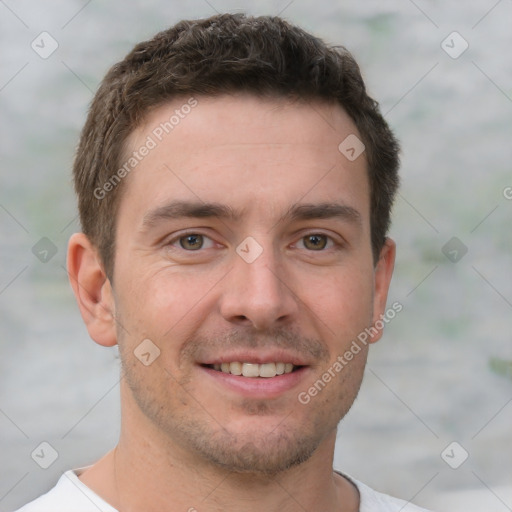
[14,469,117,512]
[337,472,436,512]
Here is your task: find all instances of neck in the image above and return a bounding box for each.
[116,431,357,512]
[79,396,359,512]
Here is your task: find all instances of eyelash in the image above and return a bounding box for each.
[295,234,337,251]
[166,231,341,252]
[164,230,211,248]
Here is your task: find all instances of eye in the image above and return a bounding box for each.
[173,233,215,251]
[299,234,333,251]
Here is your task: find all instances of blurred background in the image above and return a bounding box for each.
[1,1,511,510]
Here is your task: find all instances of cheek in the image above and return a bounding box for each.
[116,267,220,351]
[298,265,375,339]
[150,270,218,327]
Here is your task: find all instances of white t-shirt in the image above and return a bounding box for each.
[15,468,434,511]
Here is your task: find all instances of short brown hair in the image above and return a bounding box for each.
[73,13,400,280]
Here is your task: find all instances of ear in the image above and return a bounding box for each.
[369,238,396,344]
[67,232,117,347]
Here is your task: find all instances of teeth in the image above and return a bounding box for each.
[259,362,276,378]
[242,363,260,378]
[230,361,242,375]
[214,362,297,378]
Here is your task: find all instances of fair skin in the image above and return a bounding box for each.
[67,94,395,512]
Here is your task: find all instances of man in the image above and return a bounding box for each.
[17,13,434,512]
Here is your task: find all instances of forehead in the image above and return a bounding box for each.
[119,94,369,225]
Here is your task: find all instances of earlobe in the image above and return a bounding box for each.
[67,233,117,347]
[369,238,396,344]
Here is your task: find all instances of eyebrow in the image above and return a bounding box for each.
[140,200,362,232]
[279,202,362,225]
[141,201,243,231]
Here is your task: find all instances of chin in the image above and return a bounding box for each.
[192,429,322,476]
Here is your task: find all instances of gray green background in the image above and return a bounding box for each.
[1,1,511,510]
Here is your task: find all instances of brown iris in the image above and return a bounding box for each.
[180,234,204,250]
[303,234,328,250]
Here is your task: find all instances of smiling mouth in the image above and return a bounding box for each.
[203,362,303,378]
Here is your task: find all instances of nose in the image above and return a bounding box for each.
[219,240,299,330]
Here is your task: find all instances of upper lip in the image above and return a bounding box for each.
[198,350,312,367]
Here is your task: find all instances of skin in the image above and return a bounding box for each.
[67,94,395,512]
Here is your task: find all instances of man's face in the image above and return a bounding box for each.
[110,94,393,474]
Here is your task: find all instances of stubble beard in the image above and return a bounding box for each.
[119,327,367,477]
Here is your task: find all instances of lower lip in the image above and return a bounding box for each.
[200,366,309,399]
